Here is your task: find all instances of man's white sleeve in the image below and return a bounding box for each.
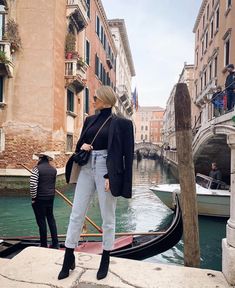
[29,167,39,199]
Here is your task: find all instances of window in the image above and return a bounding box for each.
[210,18,214,39]
[200,76,203,92]
[205,30,208,50]
[103,34,107,50]
[215,6,219,30]
[84,87,89,114]
[201,39,204,55]
[66,134,73,152]
[67,89,74,112]
[100,25,104,44]
[96,15,100,37]
[99,62,103,80]
[141,134,143,140]
[0,76,3,102]
[95,54,99,76]
[145,135,147,140]
[214,56,217,77]
[209,62,212,81]
[202,14,205,29]
[85,39,90,65]
[86,0,90,18]
[203,70,207,87]
[141,125,143,131]
[227,0,232,8]
[0,5,6,40]
[145,126,148,131]
[224,37,230,67]
[206,4,209,19]
[195,82,198,98]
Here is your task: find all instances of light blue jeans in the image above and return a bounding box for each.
[65,150,117,250]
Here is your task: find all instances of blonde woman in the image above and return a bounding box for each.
[58,86,134,280]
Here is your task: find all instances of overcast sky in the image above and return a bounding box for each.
[102,0,202,108]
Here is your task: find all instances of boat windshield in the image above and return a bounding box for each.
[196,175,210,189]
[196,174,229,190]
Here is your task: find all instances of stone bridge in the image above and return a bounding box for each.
[165,108,235,184]
[134,142,161,152]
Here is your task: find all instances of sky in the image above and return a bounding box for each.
[102,0,202,108]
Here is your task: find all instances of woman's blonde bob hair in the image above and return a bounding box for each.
[96,85,117,107]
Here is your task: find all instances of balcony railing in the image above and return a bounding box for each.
[0,41,13,77]
[65,58,87,92]
[165,150,178,165]
[195,81,215,106]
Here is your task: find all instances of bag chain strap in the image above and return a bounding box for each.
[90,115,112,146]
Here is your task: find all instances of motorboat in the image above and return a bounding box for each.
[150,173,230,217]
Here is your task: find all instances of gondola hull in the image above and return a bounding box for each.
[0,196,183,260]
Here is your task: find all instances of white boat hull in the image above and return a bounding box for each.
[150,184,230,217]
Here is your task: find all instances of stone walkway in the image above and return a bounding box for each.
[0,247,233,287]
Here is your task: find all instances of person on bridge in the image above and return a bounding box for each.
[212,86,224,117]
[209,162,222,181]
[225,64,235,111]
[58,86,134,281]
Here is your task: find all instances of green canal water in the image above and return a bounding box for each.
[0,159,227,271]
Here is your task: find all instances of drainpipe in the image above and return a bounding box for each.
[222,133,235,284]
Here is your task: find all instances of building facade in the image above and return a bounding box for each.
[193,0,235,126]
[108,19,136,118]
[0,0,136,189]
[162,63,195,150]
[84,0,116,116]
[0,0,79,180]
[134,106,164,144]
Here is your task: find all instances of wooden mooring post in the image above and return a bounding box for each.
[174,83,200,267]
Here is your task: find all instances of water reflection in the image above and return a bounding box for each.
[0,158,227,270]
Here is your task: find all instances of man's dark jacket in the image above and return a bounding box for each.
[71,114,134,199]
[225,72,235,91]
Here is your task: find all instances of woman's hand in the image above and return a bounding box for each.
[81,143,93,151]
[105,179,110,192]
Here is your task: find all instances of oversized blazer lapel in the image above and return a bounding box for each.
[108,114,117,151]
[80,114,99,139]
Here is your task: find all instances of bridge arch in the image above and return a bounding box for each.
[134,142,161,152]
[193,125,235,184]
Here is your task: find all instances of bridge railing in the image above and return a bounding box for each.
[165,150,178,165]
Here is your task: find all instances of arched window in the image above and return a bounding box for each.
[0,4,6,40]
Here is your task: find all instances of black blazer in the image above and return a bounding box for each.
[75,114,134,198]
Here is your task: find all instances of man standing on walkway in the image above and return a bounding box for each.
[30,152,59,249]
[225,64,235,111]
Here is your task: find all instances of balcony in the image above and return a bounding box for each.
[0,41,13,78]
[117,84,129,102]
[126,105,133,115]
[67,0,88,32]
[65,58,87,92]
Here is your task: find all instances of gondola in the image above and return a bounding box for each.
[0,195,183,260]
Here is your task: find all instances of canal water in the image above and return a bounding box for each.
[0,159,227,271]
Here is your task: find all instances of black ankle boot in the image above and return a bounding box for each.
[58,248,75,280]
[97,250,110,280]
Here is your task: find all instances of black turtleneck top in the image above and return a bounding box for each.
[83,107,112,150]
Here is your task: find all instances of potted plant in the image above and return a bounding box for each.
[77,57,85,68]
[65,33,76,59]
[5,18,22,52]
[0,51,12,65]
